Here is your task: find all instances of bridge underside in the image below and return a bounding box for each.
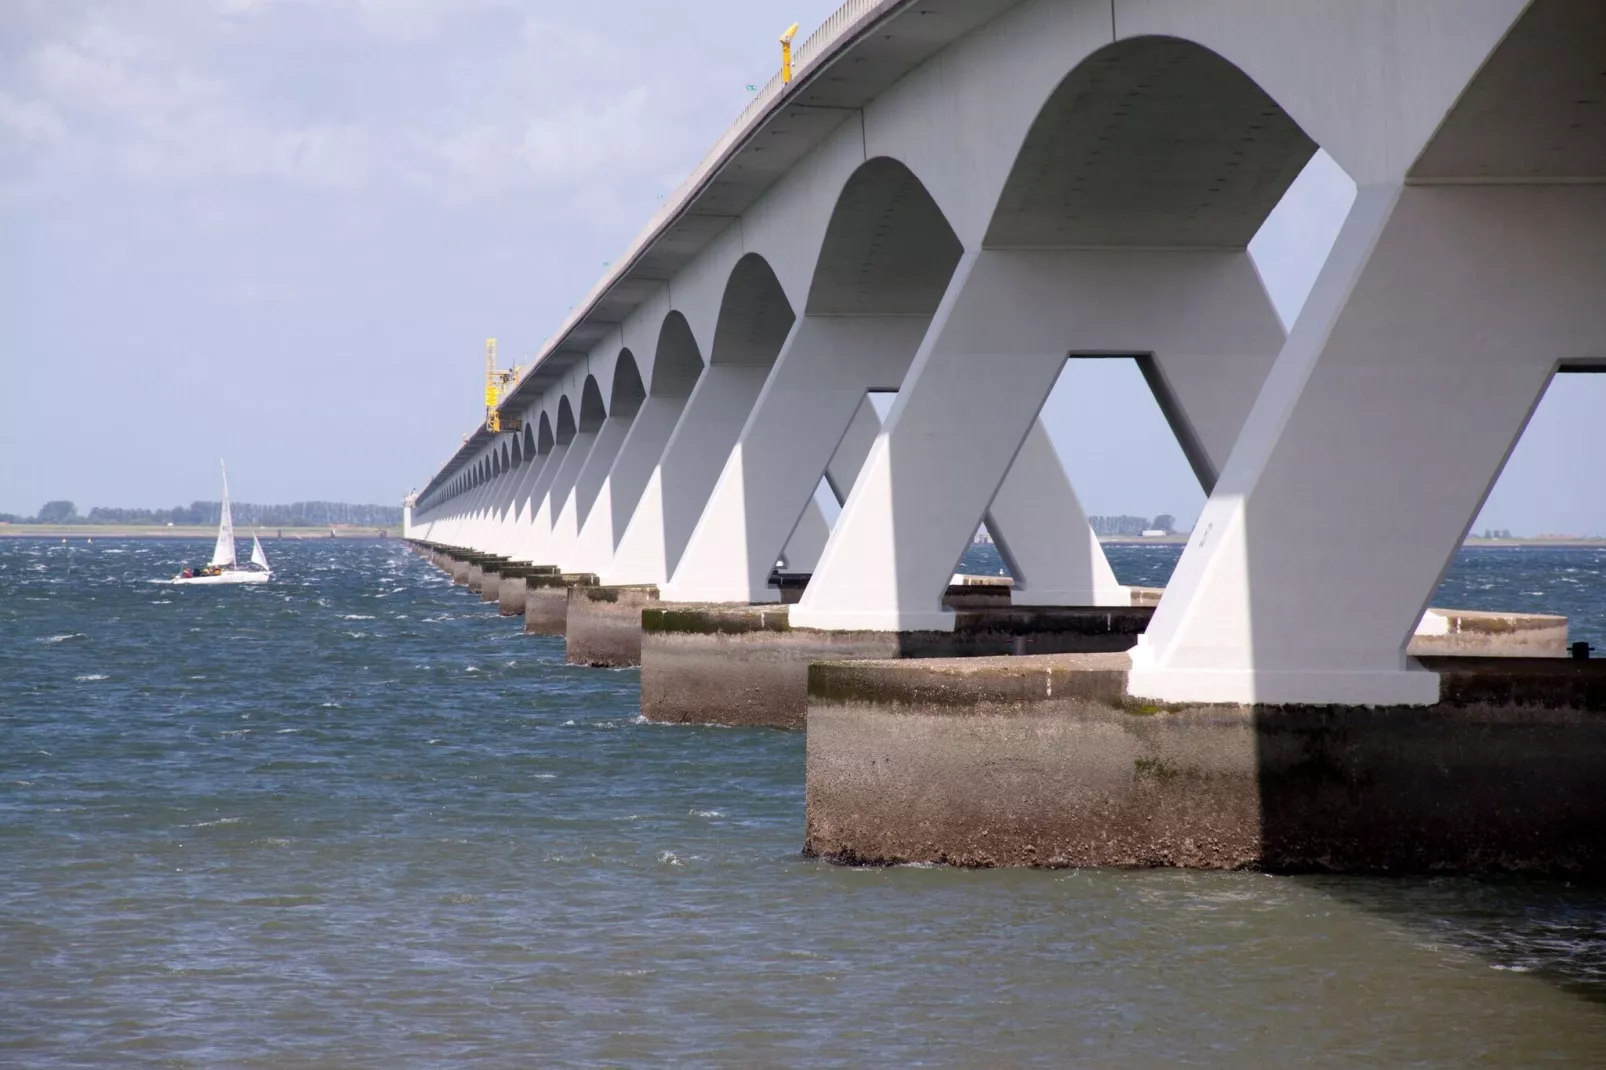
[403,0,1606,870]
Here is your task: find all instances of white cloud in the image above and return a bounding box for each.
[520,86,655,183]
[0,1,701,218]
[0,92,66,144]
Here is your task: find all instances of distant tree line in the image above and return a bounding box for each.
[1090,514,1176,536]
[5,500,403,527]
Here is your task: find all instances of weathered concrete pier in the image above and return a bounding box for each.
[641,600,1150,728]
[402,0,1605,873]
[805,652,1606,874]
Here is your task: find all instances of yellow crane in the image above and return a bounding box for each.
[780,22,799,83]
[483,338,523,433]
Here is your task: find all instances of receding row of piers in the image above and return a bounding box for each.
[412,539,1605,876]
[403,0,1606,877]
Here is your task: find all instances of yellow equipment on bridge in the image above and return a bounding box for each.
[484,338,523,433]
[780,23,799,84]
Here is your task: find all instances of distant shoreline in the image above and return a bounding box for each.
[1093,535,1606,548]
[6,527,1602,548]
[0,525,396,540]
[1086,535,1605,549]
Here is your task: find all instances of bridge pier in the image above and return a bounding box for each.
[805,652,1606,873]
[523,572,599,636]
[790,247,1282,632]
[566,585,661,667]
[1129,184,1606,707]
[642,600,1150,729]
[400,0,1606,873]
[498,574,525,616]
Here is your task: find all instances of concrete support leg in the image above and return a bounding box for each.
[538,429,599,568]
[605,363,772,586]
[434,483,470,548]
[792,247,1284,631]
[498,574,527,616]
[456,466,504,550]
[473,470,518,552]
[574,395,689,578]
[661,315,929,603]
[489,454,546,559]
[506,441,570,564]
[779,499,830,575]
[774,397,886,577]
[987,419,1125,607]
[1129,185,1606,706]
[549,415,631,571]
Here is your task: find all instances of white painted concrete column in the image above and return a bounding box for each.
[1129,184,1606,705]
[660,316,927,602]
[488,450,546,559]
[470,464,519,551]
[547,416,632,571]
[506,440,570,563]
[433,487,464,545]
[535,429,598,567]
[778,501,830,573]
[603,364,772,586]
[791,247,1285,631]
[776,397,884,574]
[987,419,1125,606]
[574,395,689,578]
[444,466,495,549]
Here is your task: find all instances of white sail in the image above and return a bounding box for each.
[250,533,269,572]
[209,461,236,567]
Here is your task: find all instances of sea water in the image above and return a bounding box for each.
[4,538,1605,1066]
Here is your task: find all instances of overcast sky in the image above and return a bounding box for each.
[3,1,1601,534]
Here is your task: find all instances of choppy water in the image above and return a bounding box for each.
[968,541,1606,648]
[4,538,1606,1067]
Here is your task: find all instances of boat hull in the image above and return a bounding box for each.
[170,571,270,586]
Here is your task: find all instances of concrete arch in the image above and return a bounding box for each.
[555,396,577,447]
[650,312,703,396]
[610,349,646,420]
[1409,1,1606,183]
[537,411,555,455]
[797,25,1306,630]
[808,156,963,316]
[579,375,607,433]
[522,422,536,462]
[710,253,794,368]
[663,156,955,602]
[510,432,523,467]
[984,35,1314,250]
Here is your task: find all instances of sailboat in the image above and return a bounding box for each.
[171,463,272,585]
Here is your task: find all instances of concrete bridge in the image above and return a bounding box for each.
[406,0,1606,872]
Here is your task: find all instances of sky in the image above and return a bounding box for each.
[2,1,1601,534]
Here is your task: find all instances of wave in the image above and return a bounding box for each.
[39,633,85,643]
